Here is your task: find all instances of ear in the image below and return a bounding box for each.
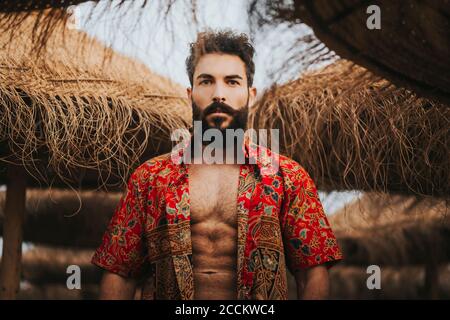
[186,87,192,100]
[248,87,257,107]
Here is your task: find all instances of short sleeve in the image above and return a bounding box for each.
[281,164,343,273]
[91,169,149,278]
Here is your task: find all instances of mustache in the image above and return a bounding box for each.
[191,100,249,135]
[202,101,237,117]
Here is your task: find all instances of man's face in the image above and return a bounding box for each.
[187,53,257,133]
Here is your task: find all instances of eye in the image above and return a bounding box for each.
[199,79,212,85]
[228,80,240,86]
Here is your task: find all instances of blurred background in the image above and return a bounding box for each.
[0,0,448,299]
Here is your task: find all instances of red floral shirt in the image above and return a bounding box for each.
[92,139,343,299]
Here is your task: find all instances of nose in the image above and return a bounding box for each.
[212,84,226,103]
[212,96,226,103]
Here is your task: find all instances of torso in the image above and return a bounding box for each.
[188,163,240,300]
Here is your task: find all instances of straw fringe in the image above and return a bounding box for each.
[329,193,450,266]
[247,0,450,104]
[250,60,450,197]
[0,11,191,188]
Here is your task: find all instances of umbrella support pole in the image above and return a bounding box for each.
[424,258,439,300]
[0,164,27,299]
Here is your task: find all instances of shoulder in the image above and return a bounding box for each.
[278,154,310,179]
[128,152,174,186]
[278,154,316,191]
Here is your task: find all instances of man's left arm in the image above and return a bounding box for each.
[294,265,330,299]
[280,162,343,300]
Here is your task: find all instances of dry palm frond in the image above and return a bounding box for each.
[0,11,191,189]
[248,0,450,104]
[0,188,120,247]
[329,193,450,266]
[250,60,450,197]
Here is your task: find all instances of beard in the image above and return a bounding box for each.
[191,99,249,149]
[191,100,248,132]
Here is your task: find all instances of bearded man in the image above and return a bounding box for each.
[92,30,343,300]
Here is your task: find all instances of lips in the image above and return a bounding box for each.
[206,108,229,116]
[208,111,229,116]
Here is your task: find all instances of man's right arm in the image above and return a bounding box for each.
[92,159,162,299]
[98,271,137,300]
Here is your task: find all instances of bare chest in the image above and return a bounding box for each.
[188,164,240,226]
[188,164,241,298]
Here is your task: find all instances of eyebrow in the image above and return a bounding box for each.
[225,75,243,81]
[196,73,244,80]
[196,73,213,79]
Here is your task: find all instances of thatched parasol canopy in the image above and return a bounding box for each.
[328,264,450,299]
[330,193,450,266]
[0,244,101,299]
[0,1,154,53]
[249,0,450,104]
[0,189,119,248]
[0,10,190,190]
[0,1,93,12]
[20,245,100,285]
[250,60,450,197]
[0,10,189,299]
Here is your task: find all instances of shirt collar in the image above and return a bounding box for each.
[171,134,279,176]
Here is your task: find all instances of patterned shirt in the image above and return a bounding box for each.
[92,138,343,299]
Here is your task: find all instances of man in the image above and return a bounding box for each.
[92,30,343,300]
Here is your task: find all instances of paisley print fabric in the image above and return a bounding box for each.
[92,139,343,299]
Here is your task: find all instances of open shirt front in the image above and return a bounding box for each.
[92,139,343,299]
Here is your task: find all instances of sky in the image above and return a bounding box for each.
[73,0,311,90]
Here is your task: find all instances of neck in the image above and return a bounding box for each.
[187,140,247,165]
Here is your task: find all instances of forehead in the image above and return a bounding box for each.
[194,53,247,78]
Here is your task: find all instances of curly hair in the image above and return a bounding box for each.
[185,30,255,87]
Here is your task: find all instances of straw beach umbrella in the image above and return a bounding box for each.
[0,11,190,189]
[0,244,101,299]
[250,60,450,197]
[329,193,450,299]
[0,1,173,54]
[0,189,120,248]
[0,1,92,12]
[0,11,190,299]
[330,193,450,267]
[328,264,450,299]
[21,245,100,285]
[248,0,450,104]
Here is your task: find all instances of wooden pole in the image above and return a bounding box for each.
[424,240,440,300]
[424,262,439,299]
[0,164,27,299]
[0,189,117,248]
